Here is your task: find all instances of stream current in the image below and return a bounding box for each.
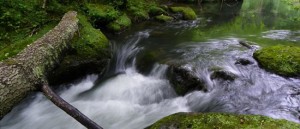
[1,1,300,129]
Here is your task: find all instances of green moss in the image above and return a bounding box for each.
[254,45,300,76]
[85,3,120,25]
[71,14,110,59]
[147,112,300,129]
[170,6,197,20]
[149,6,168,16]
[107,13,132,32]
[126,0,151,21]
[0,23,56,61]
[155,14,174,22]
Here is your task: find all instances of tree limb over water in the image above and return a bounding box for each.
[0,11,102,128]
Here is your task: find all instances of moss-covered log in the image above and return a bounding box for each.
[0,10,103,128]
[0,11,78,117]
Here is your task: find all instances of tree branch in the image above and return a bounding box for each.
[41,83,103,129]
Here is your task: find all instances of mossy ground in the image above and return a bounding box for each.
[254,45,300,77]
[147,112,300,129]
[170,6,197,20]
[0,0,67,61]
[0,23,57,61]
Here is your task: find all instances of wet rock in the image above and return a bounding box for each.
[155,14,174,22]
[149,6,168,16]
[210,67,237,81]
[146,112,300,129]
[235,58,253,66]
[167,65,206,96]
[253,45,300,77]
[170,6,197,20]
[136,51,161,74]
[47,56,109,86]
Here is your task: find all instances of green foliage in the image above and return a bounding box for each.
[282,0,300,10]
[0,0,68,61]
[254,45,300,76]
[155,14,174,22]
[148,112,300,129]
[0,0,47,31]
[71,14,110,59]
[170,6,197,20]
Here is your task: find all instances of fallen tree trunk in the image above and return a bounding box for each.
[0,11,102,128]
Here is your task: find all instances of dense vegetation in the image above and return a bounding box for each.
[0,0,158,60]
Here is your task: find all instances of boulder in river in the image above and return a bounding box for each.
[235,58,253,66]
[210,67,238,81]
[253,45,300,77]
[167,65,206,96]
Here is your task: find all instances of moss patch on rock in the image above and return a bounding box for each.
[170,6,197,20]
[85,3,120,25]
[149,6,168,16]
[72,14,110,59]
[147,112,300,129]
[47,14,110,85]
[254,45,300,77]
[155,14,174,22]
[126,0,159,22]
[107,13,132,32]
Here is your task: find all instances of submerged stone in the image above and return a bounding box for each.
[170,6,197,20]
[254,45,300,77]
[167,65,206,95]
[147,112,300,129]
[235,58,253,66]
[210,67,238,81]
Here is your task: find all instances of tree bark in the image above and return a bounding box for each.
[0,11,102,128]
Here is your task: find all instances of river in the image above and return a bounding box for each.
[1,0,300,129]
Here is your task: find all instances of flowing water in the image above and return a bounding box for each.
[1,0,300,129]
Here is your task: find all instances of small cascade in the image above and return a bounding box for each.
[109,31,150,74]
